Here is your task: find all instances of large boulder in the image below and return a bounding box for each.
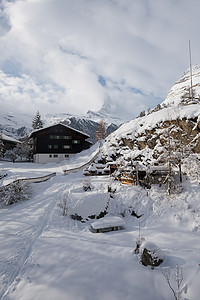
[140,241,165,267]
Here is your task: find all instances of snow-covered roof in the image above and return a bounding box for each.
[149,165,169,172]
[91,216,126,230]
[1,133,21,144]
[29,122,90,138]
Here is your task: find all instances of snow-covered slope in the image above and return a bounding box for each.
[162,64,200,107]
[0,155,200,299]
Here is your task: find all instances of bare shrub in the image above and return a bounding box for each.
[58,193,69,216]
[161,265,185,300]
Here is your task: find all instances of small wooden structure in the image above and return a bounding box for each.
[1,133,21,152]
[90,216,125,233]
[121,173,135,185]
[149,166,169,185]
[83,163,110,176]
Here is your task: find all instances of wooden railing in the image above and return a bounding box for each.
[0,172,56,191]
[63,148,100,175]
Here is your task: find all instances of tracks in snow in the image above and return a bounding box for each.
[0,198,57,300]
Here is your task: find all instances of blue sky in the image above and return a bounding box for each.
[0,0,200,120]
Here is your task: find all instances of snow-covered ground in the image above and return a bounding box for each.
[0,149,200,300]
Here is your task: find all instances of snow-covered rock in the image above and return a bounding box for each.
[140,241,165,267]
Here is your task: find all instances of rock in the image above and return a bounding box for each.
[140,241,165,267]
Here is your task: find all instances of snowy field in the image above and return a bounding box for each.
[0,154,200,299]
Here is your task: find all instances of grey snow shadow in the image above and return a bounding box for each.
[161,255,186,268]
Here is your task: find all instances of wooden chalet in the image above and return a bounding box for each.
[29,123,92,163]
[1,133,21,153]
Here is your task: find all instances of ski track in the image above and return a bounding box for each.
[0,197,57,300]
[41,229,135,250]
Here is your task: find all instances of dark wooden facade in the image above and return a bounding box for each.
[29,123,91,155]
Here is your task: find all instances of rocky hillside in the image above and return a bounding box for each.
[100,64,200,166]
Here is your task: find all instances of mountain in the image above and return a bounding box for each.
[162,64,200,107]
[100,64,200,166]
[0,110,122,144]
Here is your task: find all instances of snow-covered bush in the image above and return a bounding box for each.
[4,148,19,162]
[0,181,32,206]
[16,142,31,161]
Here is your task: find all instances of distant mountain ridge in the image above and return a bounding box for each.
[0,110,122,144]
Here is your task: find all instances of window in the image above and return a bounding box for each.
[72,140,80,144]
[48,145,52,149]
[50,135,72,139]
[62,145,72,149]
[53,145,58,149]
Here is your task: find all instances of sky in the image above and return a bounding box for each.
[0,0,200,121]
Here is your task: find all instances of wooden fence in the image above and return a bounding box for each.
[63,148,100,175]
[0,172,56,192]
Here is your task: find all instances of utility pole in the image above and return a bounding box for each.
[189,40,193,101]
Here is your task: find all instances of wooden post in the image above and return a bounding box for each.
[189,40,193,101]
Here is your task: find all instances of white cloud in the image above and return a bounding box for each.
[0,0,200,120]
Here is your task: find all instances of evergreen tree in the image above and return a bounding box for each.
[32,111,44,130]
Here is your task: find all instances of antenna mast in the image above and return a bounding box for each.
[189,40,193,101]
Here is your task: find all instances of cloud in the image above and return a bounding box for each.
[0,0,200,120]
